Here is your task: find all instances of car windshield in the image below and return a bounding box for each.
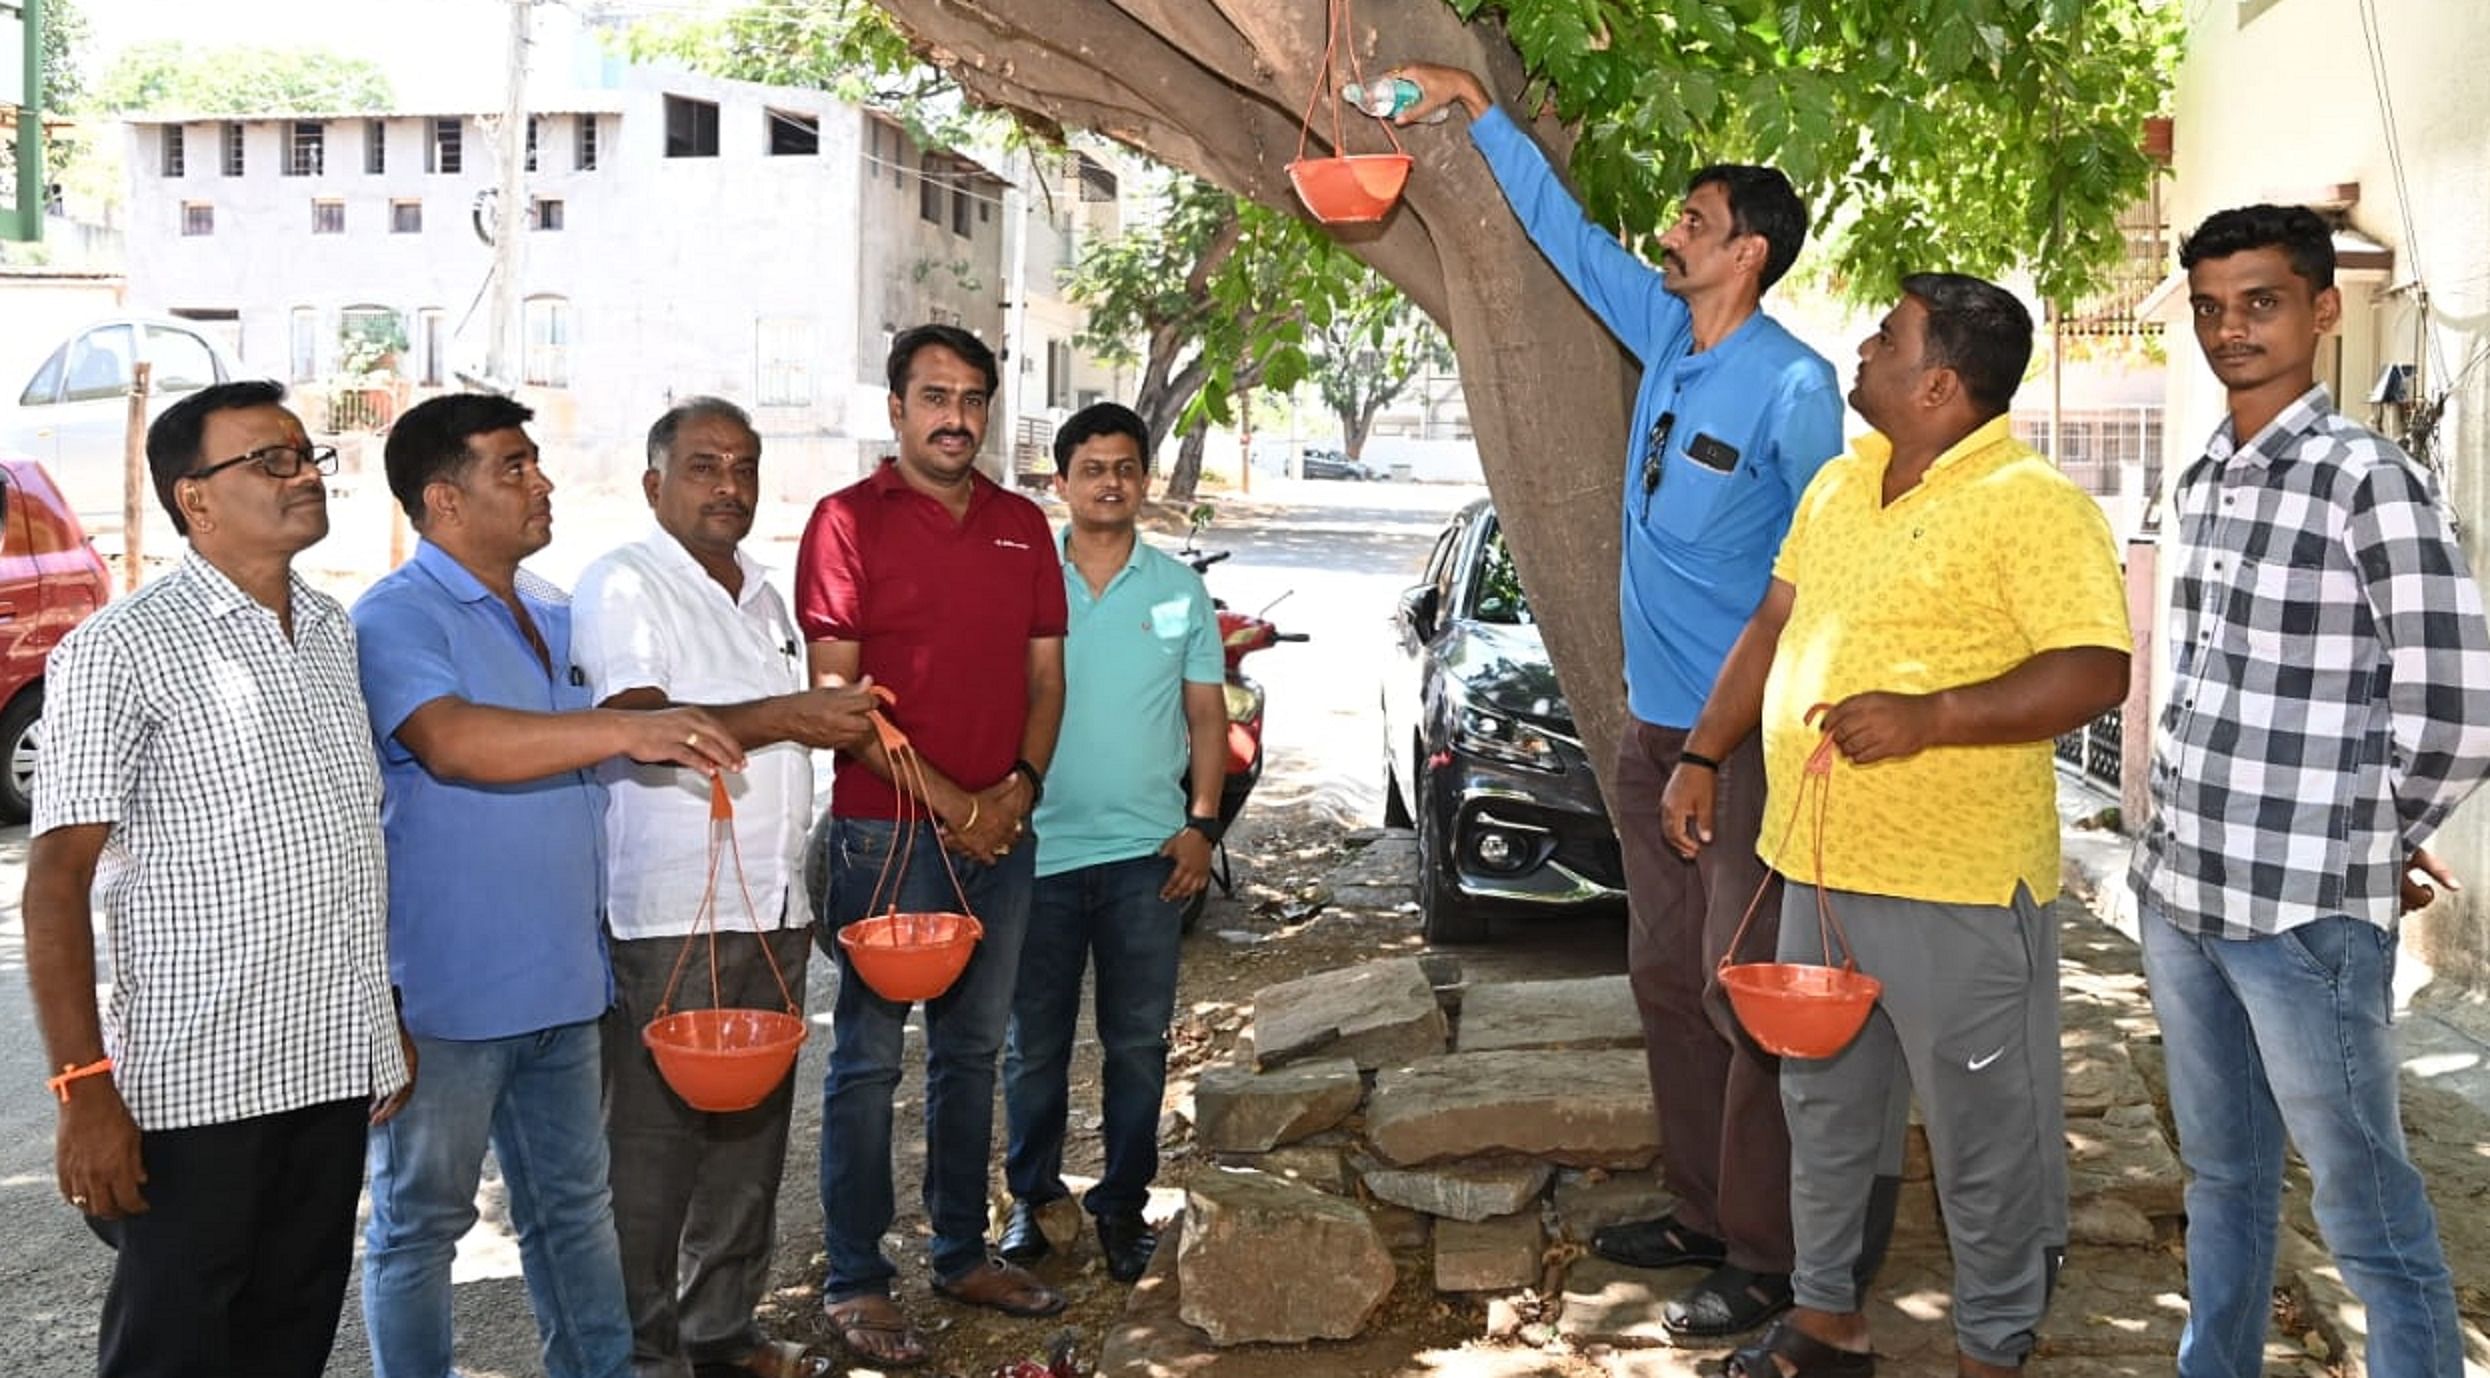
[1470,523,1533,626]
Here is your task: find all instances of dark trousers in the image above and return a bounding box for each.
[1003,854,1186,1219]
[87,1096,367,1378]
[1612,720,1794,1275]
[605,923,814,1378]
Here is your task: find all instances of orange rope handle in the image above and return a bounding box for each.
[1293,0,1406,165]
[48,1058,113,1103]
[857,691,979,939]
[1717,726,1863,974]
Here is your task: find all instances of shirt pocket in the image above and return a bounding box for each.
[1148,595,1196,663]
[2229,557,2331,662]
[1649,451,1738,546]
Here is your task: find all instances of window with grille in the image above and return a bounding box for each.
[366,119,387,174]
[525,115,540,172]
[415,308,447,386]
[222,122,245,176]
[391,200,423,234]
[524,297,574,388]
[952,186,971,237]
[532,198,564,231]
[920,160,943,223]
[181,202,213,236]
[428,118,463,174]
[311,200,345,234]
[290,308,320,381]
[162,126,186,177]
[665,96,720,157]
[768,108,819,156]
[288,121,325,177]
[757,317,816,406]
[575,115,599,171]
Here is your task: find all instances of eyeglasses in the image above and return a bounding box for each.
[1637,411,1677,522]
[186,443,341,483]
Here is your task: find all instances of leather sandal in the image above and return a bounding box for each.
[935,1256,1068,1317]
[1664,1263,1793,1338]
[822,1293,929,1369]
[1590,1212,1728,1270]
[1726,1317,1876,1377]
[693,1339,835,1378]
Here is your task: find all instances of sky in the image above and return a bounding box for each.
[78,0,629,108]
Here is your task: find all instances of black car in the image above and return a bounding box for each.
[1380,499,1624,942]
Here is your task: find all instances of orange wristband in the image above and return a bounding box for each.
[47,1058,112,1103]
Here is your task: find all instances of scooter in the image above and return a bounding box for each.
[1178,529,1306,931]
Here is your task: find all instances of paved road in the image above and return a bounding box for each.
[0,477,1625,1374]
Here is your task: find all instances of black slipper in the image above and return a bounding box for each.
[1725,1316,1875,1377]
[1590,1212,1729,1270]
[1664,1262,1792,1337]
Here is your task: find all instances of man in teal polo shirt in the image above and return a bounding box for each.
[998,403,1228,1283]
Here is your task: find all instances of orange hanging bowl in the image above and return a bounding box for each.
[1719,961,1882,1059]
[642,1007,809,1112]
[839,910,985,1002]
[1288,153,1413,224]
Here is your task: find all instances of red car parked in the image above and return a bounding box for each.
[0,457,114,822]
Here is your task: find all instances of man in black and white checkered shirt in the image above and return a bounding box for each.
[23,380,412,1378]
[2132,204,2490,1378]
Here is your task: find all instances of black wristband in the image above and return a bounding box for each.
[1678,750,1721,772]
[1185,813,1225,844]
[1011,758,1045,807]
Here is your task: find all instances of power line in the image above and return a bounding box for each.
[2355,0,2447,385]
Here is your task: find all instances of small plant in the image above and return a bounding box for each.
[337,311,408,379]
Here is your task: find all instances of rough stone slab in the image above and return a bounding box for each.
[2068,1102,2186,1218]
[1361,1198,1433,1252]
[1434,1210,1546,1293]
[1455,975,1645,1053]
[2061,1038,2150,1119]
[1176,1168,1395,1345]
[2068,1196,2156,1250]
[1357,1156,1554,1223]
[1191,1057,1363,1152]
[1365,1048,1660,1168]
[1557,1257,1684,1344]
[1552,1168,1675,1243]
[1213,1144,1350,1194]
[1252,958,1449,1071]
[1322,835,1419,909]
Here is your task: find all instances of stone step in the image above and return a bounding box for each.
[1252,957,1449,1072]
[1455,974,1643,1053]
[1191,1057,1362,1152]
[1365,1048,1660,1168]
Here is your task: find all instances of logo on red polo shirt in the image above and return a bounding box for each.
[994,537,1031,550]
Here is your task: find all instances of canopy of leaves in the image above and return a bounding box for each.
[1454,0,2176,305]
[1307,296,1455,451]
[97,40,393,114]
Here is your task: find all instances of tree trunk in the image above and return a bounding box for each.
[1163,420,1211,504]
[873,0,1634,804]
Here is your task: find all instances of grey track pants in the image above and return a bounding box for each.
[1777,882,2067,1368]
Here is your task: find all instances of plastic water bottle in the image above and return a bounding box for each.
[1342,76,1449,125]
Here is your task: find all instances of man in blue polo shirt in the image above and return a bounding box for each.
[995,403,1227,1285]
[1394,63,1847,1338]
[352,392,745,1378]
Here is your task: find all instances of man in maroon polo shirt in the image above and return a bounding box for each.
[796,324,1069,1368]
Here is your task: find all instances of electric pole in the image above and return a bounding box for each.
[484,0,531,389]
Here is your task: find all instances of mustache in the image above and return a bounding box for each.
[1662,251,1686,272]
[701,501,752,517]
[932,429,975,444]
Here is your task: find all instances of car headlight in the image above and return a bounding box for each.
[1450,700,1561,772]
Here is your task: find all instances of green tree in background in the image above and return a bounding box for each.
[98,40,392,114]
[1306,297,1455,464]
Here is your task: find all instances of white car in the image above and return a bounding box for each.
[0,317,250,533]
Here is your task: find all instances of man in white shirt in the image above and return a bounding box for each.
[573,397,877,1378]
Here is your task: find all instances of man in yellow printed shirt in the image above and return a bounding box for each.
[1661,273,2131,1377]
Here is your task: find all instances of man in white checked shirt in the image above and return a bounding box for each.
[573,398,876,1378]
[22,381,412,1378]
[2133,204,2490,1378]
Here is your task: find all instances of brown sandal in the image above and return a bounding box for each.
[934,1256,1068,1317]
[823,1293,930,1369]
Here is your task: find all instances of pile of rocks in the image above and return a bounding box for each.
[1132,937,2208,1366]
[1170,958,1665,1345]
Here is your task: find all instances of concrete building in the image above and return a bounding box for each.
[2145,0,2490,986]
[118,66,1038,497]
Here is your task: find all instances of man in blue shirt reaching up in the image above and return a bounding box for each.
[1394,63,1848,1340]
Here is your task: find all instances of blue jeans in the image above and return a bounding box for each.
[1004,854,1185,1219]
[2143,911,2462,1377]
[363,1020,631,1378]
[814,816,1035,1299]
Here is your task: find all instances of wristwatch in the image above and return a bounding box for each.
[1009,758,1045,808]
[1185,813,1225,844]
